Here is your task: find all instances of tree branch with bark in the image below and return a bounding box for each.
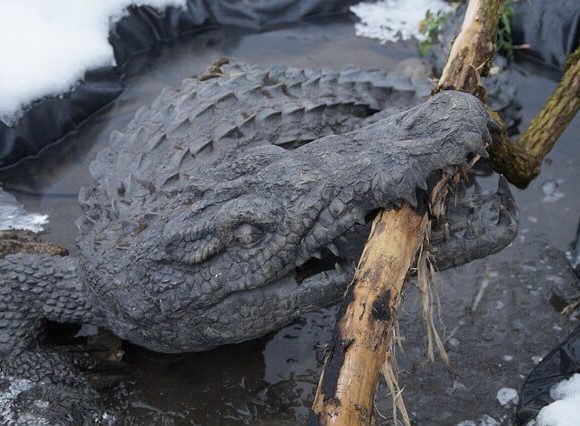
[489,45,580,188]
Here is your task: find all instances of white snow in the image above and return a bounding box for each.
[532,355,544,365]
[0,375,34,424]
[0,187,48,232]
[496,387,519,407]
[502,355,514,362]
[350,0,453,44]
[541,181,565,203]
[0,0,186,124]
[457,414,501,426]
[535,374,580,426]
[551,374,580,400]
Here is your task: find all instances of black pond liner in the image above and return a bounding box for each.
[516,220,580,424]
[511,0,580,72]
[2,0,578,169]
[516,325,580,424]
[0,0,358,169]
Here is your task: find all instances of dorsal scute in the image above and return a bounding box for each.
[82,62,432,224]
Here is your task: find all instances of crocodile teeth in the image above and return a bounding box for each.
[497,175,511,197]
[483,128,493,144]
[476,146,489,159]
[463,220,477,239]
[404,191,418,208]
[327,243,339,257]
[390,171,404,185]
[339,236,348,243]
[187,253,201,265]
[488,118,502,133]
[458,160,469,171]
[335,263,344,274]
[110,199,120,218]
[311,251,322,259]
[497,205,511,225]
[473,179,483,195]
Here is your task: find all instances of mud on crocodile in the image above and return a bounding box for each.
[0,61,518,383]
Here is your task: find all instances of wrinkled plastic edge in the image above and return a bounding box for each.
[516,326,580,424]
[0,0,357,169]
[511,0,580,72]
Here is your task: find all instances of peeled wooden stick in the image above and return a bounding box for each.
[310,1,505,424]
[311,207,428,425]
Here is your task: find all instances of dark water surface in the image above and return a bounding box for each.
[1,17,579,425]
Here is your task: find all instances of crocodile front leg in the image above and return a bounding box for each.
[0,254,99,384]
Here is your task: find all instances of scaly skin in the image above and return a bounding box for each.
[0,62,517,382]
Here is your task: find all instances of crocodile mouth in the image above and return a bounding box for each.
[292,239,358,312]
[294,214,374,283]
[290,175,518,312]
[294,244,347,283]
[290,222,370,311]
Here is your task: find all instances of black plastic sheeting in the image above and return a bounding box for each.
[516,326,580,424]
[0,0,357,168]
[2,0,578,169]
[512,0,580,71]
[516,221,580,424]
[571,219,580,280]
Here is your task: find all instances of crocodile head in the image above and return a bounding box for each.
[103,91,517,351]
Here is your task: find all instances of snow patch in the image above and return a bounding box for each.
[502,355,514,362]
[0,188,48,232]
[496,387,519,407]
[0,0,186,124]
[534,374,580,426]
[541,181,565,203]
[532,355,543,365]
[350,0,453,44]
[550,374,580,401]
[0,376,34,424]
[457,414,501,426]
[533,374,580,426]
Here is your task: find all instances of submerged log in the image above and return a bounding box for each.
[310,0,506,424]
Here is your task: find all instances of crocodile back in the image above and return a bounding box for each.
[76,62,432,277]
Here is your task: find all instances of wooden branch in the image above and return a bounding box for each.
[310,1,505,424]
[487,130,541,189]
[488,46,580,188]
[437,0,505,98]
[523,48,580,158]
[311,208,428,424]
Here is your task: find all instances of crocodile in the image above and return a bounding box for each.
[0,61,517,384]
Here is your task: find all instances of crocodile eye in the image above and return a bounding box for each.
[235,224,263,248]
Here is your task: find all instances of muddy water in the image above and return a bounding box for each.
[1,16,579,425]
